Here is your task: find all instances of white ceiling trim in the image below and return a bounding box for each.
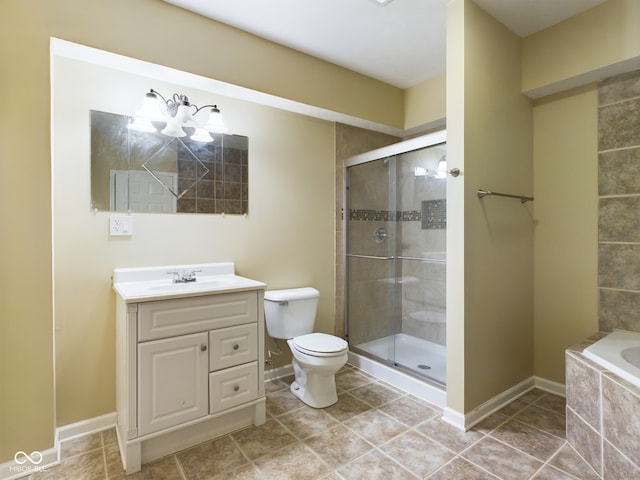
[50,38,427,136]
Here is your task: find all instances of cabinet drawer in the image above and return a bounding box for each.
[209,362,258,413]
[138,292,257,341]
[209,324,257,372]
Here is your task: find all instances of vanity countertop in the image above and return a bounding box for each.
[113,262,266,303]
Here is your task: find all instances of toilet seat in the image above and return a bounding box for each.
[292,333,348,357]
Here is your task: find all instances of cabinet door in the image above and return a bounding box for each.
[138,332,208,436]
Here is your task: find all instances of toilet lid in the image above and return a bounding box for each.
[293,333,348,357]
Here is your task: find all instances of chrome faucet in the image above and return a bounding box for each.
[167,269,201,283]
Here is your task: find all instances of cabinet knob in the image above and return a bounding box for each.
[200,344,207,352]
[233,344,239,351]
[233,385,240,392]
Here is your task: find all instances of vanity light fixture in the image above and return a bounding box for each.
[128,89,227,143]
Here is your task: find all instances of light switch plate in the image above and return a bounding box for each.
[109,214,133,236]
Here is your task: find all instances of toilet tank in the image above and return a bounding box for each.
[264,287,319,339]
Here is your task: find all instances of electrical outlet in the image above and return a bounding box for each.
[110,214,133,236]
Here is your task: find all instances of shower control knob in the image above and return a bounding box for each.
[374,227,388,243]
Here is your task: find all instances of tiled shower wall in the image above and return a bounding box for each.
[598,69,640,333]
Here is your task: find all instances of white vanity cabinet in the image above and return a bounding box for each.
[113,263,266,474]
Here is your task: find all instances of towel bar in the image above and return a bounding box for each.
[477,190,533,203]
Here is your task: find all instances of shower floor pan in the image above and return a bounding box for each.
[355,333,446,385]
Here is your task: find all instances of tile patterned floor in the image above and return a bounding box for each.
[29,364,601,480]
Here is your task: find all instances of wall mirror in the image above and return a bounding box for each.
[90,110,248,214]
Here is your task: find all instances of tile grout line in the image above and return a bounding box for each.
[537,442,593,480]
[268,413,338,477]
[227,432,268,480]
[172,454,188,480]
[101,445,108,480]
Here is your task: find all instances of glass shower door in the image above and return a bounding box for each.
[346,137,447,385]
[346,154,400,365]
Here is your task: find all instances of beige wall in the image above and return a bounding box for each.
[532,86,599,384]
[522,0,640,97]
[404,73,446,132]
[447,0,534,413]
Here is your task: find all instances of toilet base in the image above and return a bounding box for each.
[290,379,338,409]
[289,356,341,408]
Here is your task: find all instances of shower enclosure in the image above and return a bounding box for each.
[345,132,447,387]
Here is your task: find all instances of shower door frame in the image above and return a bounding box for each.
[343,129,447,383]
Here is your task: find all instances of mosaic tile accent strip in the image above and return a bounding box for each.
[401,210,422,221]
[422,199,447,229]
[349,202,446,229]
[350,209,401,222]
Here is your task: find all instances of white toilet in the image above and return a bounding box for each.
[264,287,348,408]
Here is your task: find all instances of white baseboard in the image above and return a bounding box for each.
[441,407,467,430]
[57,411,117,442]
[534,376,566,397]
[442,375,565,431]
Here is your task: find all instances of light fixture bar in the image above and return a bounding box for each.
[129,89,227,143]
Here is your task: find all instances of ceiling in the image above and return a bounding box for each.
[162,0,607,89]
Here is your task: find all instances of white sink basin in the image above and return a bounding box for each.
[113,263,266,302]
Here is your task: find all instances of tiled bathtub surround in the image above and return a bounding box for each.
[598,68,640,332]
[566,336,640,478]
[31,365,598,480]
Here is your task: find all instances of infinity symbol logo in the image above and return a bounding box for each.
[14,451,43,465]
